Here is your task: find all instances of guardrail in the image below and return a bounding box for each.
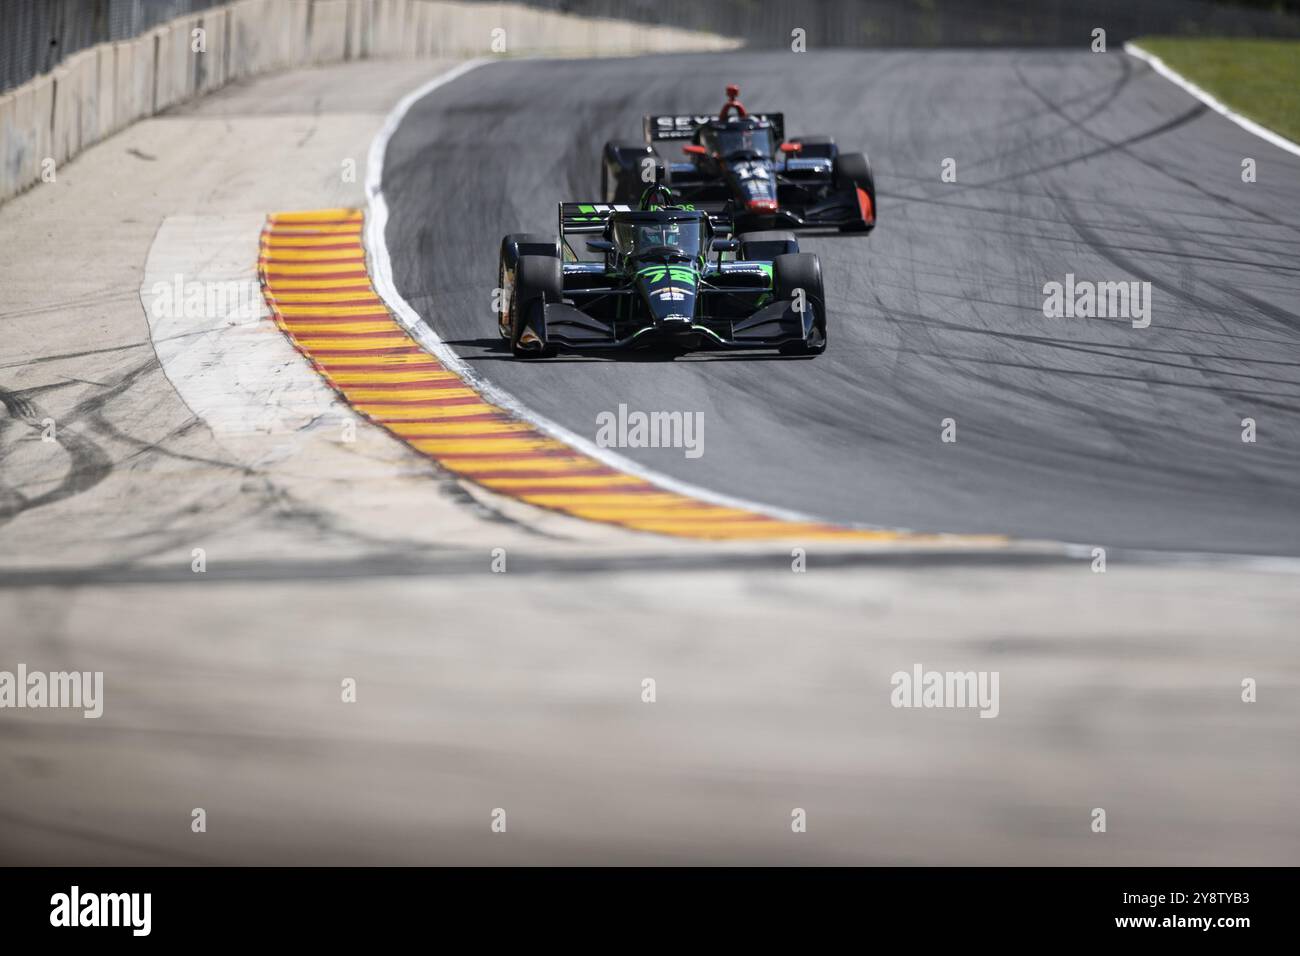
[0,1,224,95]
[0,0,736,205]
[6,0,1299,97]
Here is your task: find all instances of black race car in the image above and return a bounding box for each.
[496,185,827,358]
[601,84,875,233]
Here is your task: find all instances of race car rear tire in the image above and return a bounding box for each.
[511,254,562,358]
[603,141,664,204]
[833,151,876,233]
[773,253,826,355]
[498,234,559,339]
[737,230,799,260]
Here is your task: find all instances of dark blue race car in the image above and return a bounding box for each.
[601,84,875,233]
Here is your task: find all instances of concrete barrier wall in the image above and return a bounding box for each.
[0,0,736,206]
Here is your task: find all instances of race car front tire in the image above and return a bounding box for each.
[832,151,876,233]
[511,254,562,358]
[498,234,559,339]
[773,253,826,355]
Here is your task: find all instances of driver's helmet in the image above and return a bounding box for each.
[638,183,675,210]
[638,222,680,247]
[725,119,755,141]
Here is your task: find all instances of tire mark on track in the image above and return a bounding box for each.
[1008,64,1300,347]
[0,383,114,528]
[0,361,182,528]
[1011,60,1300,240]
[945,53,1137,185]
[1059,195,1300,337]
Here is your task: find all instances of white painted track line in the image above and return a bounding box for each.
[1125,41,1300,159]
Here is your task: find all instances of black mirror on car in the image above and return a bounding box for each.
[711,238,739,252]
[586,239,614,252]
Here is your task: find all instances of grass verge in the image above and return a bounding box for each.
[1132,37,1300,143]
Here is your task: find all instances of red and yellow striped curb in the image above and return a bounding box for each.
[259,209,997,544]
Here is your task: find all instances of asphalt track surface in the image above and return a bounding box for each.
[384,50,1300,556]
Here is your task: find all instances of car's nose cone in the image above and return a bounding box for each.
[637,267,698,326]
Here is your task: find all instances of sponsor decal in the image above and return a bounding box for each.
[637,266,697,284]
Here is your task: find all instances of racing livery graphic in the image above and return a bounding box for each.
[497,185,827,357]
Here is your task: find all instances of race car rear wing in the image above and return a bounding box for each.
[558,202,734,238]
[560,202,633,235]
[644,112,785,143]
